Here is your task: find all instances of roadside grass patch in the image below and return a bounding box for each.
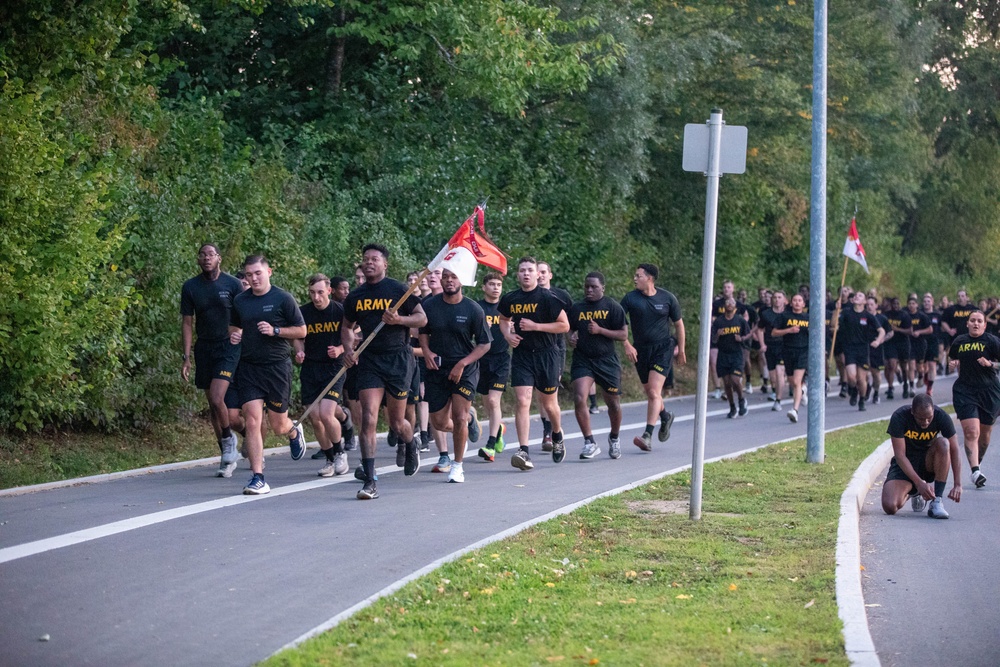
[265,421,888,666]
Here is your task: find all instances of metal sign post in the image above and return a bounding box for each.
[682,109,747,521]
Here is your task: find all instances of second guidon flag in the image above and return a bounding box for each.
[843,217,869,274]
[427,205,508,286]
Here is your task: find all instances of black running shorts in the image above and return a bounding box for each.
[782,346,808,372]
[764,343,784,371]
[424,364,479,413]
[715,350,744,378]
[886,451,935,490]
[510,347,562,394]
[843,343,870,370]
[224,370,242,410]
[344,365,359,401]
[909,337,927,364]
[194,338,240,390]
[408,356,423,405]
[300,361,345,405]
[477,353,510,395]
[355,347,414,401]
[634,340,674,385]
[570,354,622,395]
[924,340,940,363]
[237,359,293,413]
[885,336,910,361]
[869,344,885,370]
[952,382,1000,425]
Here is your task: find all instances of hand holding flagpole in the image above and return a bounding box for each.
[829,215,869,364]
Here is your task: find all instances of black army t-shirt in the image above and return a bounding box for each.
[181,272,244,341]
[498,287,567,352]
[620,288,682,347]
[420,295,492,366]
[300,301,344,363]
[231,286,305,364]
[343,278,420,353]
[568,296,627,359]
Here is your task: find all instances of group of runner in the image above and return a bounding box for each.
[182,245,998,512]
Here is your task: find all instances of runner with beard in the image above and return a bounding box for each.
[947,309,1000,489]
[293,274,348,477]
[568,271,627,459]
[536,261,574,451]
[758,290,788,411]
[228,255,308,495]
[181,244,246,478]
[711,297,751,418]
[342,244,427,500]
[419,268,492,483]
[866,296,891,404]
[621,263,685,450]
[838,290,885,412]
[476,272,510,462]
[499,258,570,470]
[904,296,933,398]
[883,297,911,399]
[921,293,943,397]
[773,293,810,423]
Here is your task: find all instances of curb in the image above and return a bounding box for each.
[836,437,891,667]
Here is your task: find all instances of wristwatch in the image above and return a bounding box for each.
[273,327,281,337]
[182,354,189,362]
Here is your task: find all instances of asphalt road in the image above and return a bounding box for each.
[0,378,954,666]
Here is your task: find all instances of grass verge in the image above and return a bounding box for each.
[264,420,889,667]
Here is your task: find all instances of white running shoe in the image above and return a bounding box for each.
[318,460,336,477]
[745,384,754,395]
[448,462,465,483]
[711,388,722,400]
[333,451,349,476]
[927,498,949,519]
[787,408,798,423]
[216,459,238,478]
[221,433,240,465]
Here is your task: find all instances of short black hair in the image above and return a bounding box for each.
[517,256,537,268]
[912,393,933,411]
[199,243,220,254]
[330,276,348,288]
[483,271,504,284]
[585,271,606,286]
[362,243,389,259]
[637,263,658,280]
[244,254,269,268]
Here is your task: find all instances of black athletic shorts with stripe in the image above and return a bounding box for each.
[194,338,240,390]
[634,340,674,385]
[510,347,561,394]
[477,353,510,395]
[424,364,479,413]
[300,360,345,405]
[355,347,414,401]
[237,359,293,413]
[570,354,622,395]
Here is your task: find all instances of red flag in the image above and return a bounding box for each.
[842,217,869,274]
[428,206,508,285]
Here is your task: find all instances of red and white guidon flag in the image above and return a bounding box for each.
[843,217,869,274]
[427,205,508,286]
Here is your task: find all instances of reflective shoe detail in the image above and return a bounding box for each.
[927,498,949,519]
[468,407,481,443]
[221,433,240,465]
[972,470,987,488]
[289,423,306,461]
[478,447,496,462]
[216,459,238,478]
[552,437,566,463]
[658,412,674,442]
[633,432,652,452]
[510,450,534,471]
[432,454,452,473]
[333,452,349,476]
[357,480,379,500]
[494,424,506,453]
[242,473,270,495]
[318,460,337,477]
[541,433,553,452]
[447,463,465,483]
[608,436,622,459]
[909,492,926,512]
[787,408,798,423]
[580,441,601,460]
[404,440,420,476]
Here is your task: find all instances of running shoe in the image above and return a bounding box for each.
[216,459,238,478]
[239,438,249,459]
[738,398,748,417]
[727,405,737,419]
[787,408,798,423]
[221,433,240,465]
[432,454,452,473]
[318,458,336,477]
[872,392,880,405]
[858,398,867,412]
[333,451,349,476]
[396,445,406,468]
[419,431,430,452]
[478,446,496,462]
[494,424,506,453]
[387,430,398,448]
[541,433,554,452]
[243,473,270,495]
[902,384,910,399]
[886,387,894,400]
[589,405,600,415]
[839,384,848,398]
[608,435,622,459]
[633,432,652,452]
[357,480,379,500]
[909,492,926,513]
[344,432,357,451]
[311,448,327,460]
[745,383,754,395]
[552,436,566,463]
[658,411,675,442]
[849,391,858,407]
[580,441,601,459]
[468,406,481,443]
[510,450,534,471]
[289,423,306,461]
[972,470,987,488]
[927,498,949,519]
[354,465,365,481]
[771,399,781,412]
[447,462,465,483]
[711,388,722,400]
[404,440,420,476]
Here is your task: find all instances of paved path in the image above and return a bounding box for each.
[0,381,936,666]
[860,379,1000,666]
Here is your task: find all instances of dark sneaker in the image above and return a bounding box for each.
[357,480,379,500]
[387,430,398,448]
[478,446,496,462]
[242,473,270,495]
[494,424,506,453]
[510,449,534,471]
[658,411,675,442]
[354,465,376,482]
[738,398,748,417]
[541,433,553,452]
[552,437,566,463]
[886,387,894,400]
[902,384,910,399]
[858,398,867,412]
[849,392,858,407]
[633,432,652,451]
[873,392,880,405]
[396,445,406,468]
[468,406,481,443]
[344,432,357,451]
[403,439,420,476]
[580,441,600,459]
[289,423,306,461]
[419,431,430,452]
[727,405,737,419]
[839,385,848,398]
[311,448,327,460]
[927,498,949,519]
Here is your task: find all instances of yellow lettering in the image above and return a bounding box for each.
[958,342,986,353]
[511,303,539,315]
[903,429,935,441]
